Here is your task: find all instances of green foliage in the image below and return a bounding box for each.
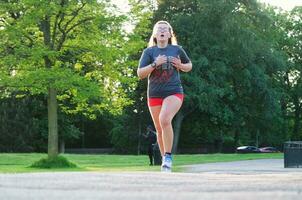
[1,0,301,154]
[110,112,140,154]
[274,6,302,140]
[106,0,156,154]
[0,94,84,152]
[152,0,288,149]
[0,0,149,156]
[30,155,77,168]
[0,95,47,152]
[0,0,145,115]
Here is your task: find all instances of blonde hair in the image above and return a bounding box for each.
[148,21,178,47]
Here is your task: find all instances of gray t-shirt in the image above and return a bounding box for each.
[138,45,191,98]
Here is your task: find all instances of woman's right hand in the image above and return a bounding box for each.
[154,55,167,67]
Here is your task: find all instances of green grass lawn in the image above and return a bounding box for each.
[0,153,283,173]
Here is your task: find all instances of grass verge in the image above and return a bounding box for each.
[0,153,283,173]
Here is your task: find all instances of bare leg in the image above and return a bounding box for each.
[159,95,183,153]
[148,105,164,156]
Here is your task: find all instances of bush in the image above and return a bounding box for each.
[30,155,77,168]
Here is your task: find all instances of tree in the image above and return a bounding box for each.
[153,0,287,152]
[271,6,302,141]
[107,0,157,154]
[0,0,141,159]
[0,94,82,152]
[287,7,302,140]
[0,94,47,152]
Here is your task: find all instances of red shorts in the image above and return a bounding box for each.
[148,94,184,107]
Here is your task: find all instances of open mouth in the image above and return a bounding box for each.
[160,34,164,37]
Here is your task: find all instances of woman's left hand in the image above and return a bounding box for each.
[171,56,183,70]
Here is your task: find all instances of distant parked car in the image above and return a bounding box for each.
[236,146,261,153]
[259,147,279,153]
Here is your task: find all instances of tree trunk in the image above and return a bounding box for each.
[172,111,184,154]
[292,99,301,140]
[48,87,58,159]
[40,15,59,159]
[234,128,240,152]
[280,97,289,139]
[137,111,142,155]
[60,139,65,154]
[255,129,259,148]
[217,130,223,153]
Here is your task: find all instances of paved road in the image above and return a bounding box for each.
[1,159,302,200]
[184,158,302,174]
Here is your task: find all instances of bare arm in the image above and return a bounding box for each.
[179,62,192,72]
[137,55,167,79]
[171,57,192,72]
[137,64,155,80]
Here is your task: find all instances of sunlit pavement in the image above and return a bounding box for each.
[1,159,302,200]
[184,158,302,174]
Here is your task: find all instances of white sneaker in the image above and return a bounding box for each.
[161,154,172,172]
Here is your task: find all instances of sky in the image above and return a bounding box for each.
[112,0,302,12]
[110,0,302,33]
[258,0,302,10]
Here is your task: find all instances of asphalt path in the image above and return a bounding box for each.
[1,159,302,200]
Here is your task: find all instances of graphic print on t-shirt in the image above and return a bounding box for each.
[152,66,174,83]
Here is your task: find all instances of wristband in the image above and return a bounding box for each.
[151,62,157,68]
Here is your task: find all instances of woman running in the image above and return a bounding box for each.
[137,20,192,172]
